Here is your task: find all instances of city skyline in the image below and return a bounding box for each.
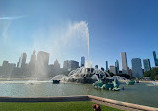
[1,50,158,70]
[0,49,158,79]
[1,0,158,68]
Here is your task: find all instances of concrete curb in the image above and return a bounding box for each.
[88,95,158,111]
[0,95,157,111]
[0,95,90,102]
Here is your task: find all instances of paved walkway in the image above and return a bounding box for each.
[91,99,143,111]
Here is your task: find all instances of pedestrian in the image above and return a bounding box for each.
[92,104,101,111]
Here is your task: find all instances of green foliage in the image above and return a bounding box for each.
[144,68,158,80]
[0,101,123,111]
[155,75,158,80]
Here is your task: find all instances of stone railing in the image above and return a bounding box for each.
[88,95,158,111]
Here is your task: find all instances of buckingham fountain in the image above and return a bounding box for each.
[50,26,120,90]
[53,61,108,83]
[52,61,120,91]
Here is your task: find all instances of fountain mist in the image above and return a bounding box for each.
[32,21,90,63]
[32,21,91,80]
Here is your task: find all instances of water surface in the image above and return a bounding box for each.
[0,81,157,108]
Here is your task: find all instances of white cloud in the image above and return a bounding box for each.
[0,16,26,40]
[0,16,25,20]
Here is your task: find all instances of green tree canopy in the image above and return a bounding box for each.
[144,67,158,80]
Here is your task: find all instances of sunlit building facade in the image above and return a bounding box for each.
[131,58,143,77]
[121,52,128,74]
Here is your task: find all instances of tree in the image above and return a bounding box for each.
[144,71,151,77]
[155,75,158,80]
[144,67,158,80]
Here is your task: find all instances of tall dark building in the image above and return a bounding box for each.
[81,56,85,67]
[68,60,79,71]
[115,59,119,74]
[17,57,21,67]
[63,60,79,71]
[18,53,27,68]
[143,59,151,72]
[153,51,158,66]
[105,61,108,71]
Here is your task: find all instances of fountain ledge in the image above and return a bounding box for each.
[0,95,157,111]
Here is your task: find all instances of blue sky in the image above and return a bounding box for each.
[0,0,158,69]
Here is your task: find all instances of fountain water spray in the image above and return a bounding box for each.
[88,29,90,61]
[85,61,92,68]
[84,22,92,68]
[50,21,104,83]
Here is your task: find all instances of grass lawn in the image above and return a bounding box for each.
[0,101,124,111]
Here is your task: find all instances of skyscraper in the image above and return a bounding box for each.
[7,63,16,77]
[29,50,36,75]
[29,50,36,66]
[68,60,79,71]
[131,58,143,77]
[121,52,128,74]
[81,56,85,67]
[115,59,119,74]
[143,59,151,72]
[2,61,9,76]
[54,59,60,74]
[36,51,49,79]
[110,66,116,74]
[153,51,158,66]
[63,60,69,71]
[105,61,108,71]
[17,57,21,67]
[54,59,60,69]
[19,53,27,68]
[63,60,79,71]
[2,61,16,77]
